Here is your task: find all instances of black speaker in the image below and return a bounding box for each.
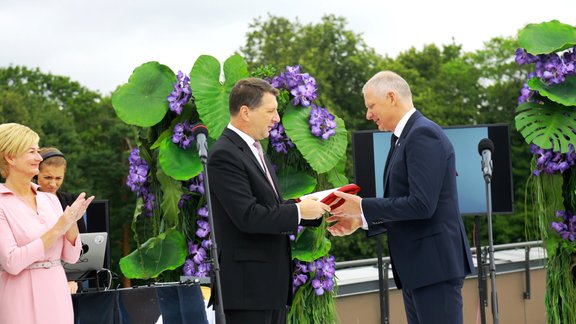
[85,200,110,269]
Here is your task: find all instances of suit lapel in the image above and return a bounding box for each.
[383,111,423,194]
[222,128,282,202]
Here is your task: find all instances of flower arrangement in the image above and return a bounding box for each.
[514,20,576,324]
[111,55,347,323]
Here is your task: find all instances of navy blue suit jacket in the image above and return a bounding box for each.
[362,111,475,290]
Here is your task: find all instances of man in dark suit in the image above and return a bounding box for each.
[207,78,331,324]
[327,71,475,324]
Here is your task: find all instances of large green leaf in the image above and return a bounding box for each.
[277,166,317,200]
[112,62,174,127]
[515,100,576,153]
[324,156,349,188]
[158,136,203,180]
[283,104,348,174]
[119,228,187,279]
[292,227,331,262]
[189,54,249,139]
[528,75,576,107]
[518,20,576,55]
[156,169,183,228]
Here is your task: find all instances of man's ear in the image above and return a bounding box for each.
[387,91,398,105]
[240,105,250,121]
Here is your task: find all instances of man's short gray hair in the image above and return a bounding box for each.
[362,71,412,101]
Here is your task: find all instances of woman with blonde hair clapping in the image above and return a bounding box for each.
[0,123,94,324]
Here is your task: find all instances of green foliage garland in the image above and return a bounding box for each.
[111,54,347,322]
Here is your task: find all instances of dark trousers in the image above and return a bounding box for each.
[221,308,286,324]
[402,278,464,324]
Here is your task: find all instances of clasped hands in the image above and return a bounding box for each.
[299,191,364,236]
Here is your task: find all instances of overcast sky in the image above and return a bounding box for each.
[1,0,574,95]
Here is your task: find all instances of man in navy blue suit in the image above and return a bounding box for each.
[328,71,475,324]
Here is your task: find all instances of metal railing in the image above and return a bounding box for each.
[333,240,545,324]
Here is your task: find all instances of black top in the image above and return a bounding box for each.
[56,191,87,233]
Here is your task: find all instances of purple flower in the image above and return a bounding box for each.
[201,239,212,250]
[196,219,211,238]
[530,144,576,176]
[172,121,195,149]
[269,122,295,154]
[271,65,318,107]
[126,149,155,216]
[183,259,195,276]
[189,173,205,195]
[309,105,337,140]
[311,278,324,295]
[197,206,209,218]
[126,148,149,192]
[551,210,576,241]
[292,260,310,293]
[192,247,207,265]
[166,71,192,115]
[292,255,336,295]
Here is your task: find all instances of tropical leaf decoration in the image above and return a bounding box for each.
[189,54,249,140]
[156,169,183,228]
[518,20,576,55]
[113,55,348,324]
[112,62,174,127]
[515,21,576,154]
[291,225,331,262]
[325,156,350,188]
[283,104,348,174]
[157,136,203,180]
[277,166,317,200]
[515,99,576,153]
[119,228,188,279]
[516,20,576,324]
[528,75,576,107]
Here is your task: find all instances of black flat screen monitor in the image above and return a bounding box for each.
[352,124,514,215]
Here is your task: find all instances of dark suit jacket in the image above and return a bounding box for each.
[362,111,475,290]
[207,128,316,310]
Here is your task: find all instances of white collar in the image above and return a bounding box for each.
[393,108,416,138]
[227,123,257,147]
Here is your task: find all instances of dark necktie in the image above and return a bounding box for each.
[383,134,398,194]
[384,134,398,170]
[253,141,279,197]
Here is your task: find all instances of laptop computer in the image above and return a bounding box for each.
[64,232,108,280]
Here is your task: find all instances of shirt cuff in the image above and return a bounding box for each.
[360,201,368,230]
[296,203,302,225]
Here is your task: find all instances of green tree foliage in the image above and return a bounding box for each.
[0,66,135,276]
[241,14,384,131]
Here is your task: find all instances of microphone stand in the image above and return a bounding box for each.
[483,170,499,324]
[199,153,226,324]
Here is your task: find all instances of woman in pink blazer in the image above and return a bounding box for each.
[0,123,94,324]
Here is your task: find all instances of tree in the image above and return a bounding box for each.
[0,65,135,277]
[241,14,385,131]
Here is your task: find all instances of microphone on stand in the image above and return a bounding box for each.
[477,137,499,324]
[191,122,226,322]
[192,123,209,163]
[478,138,494,182]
